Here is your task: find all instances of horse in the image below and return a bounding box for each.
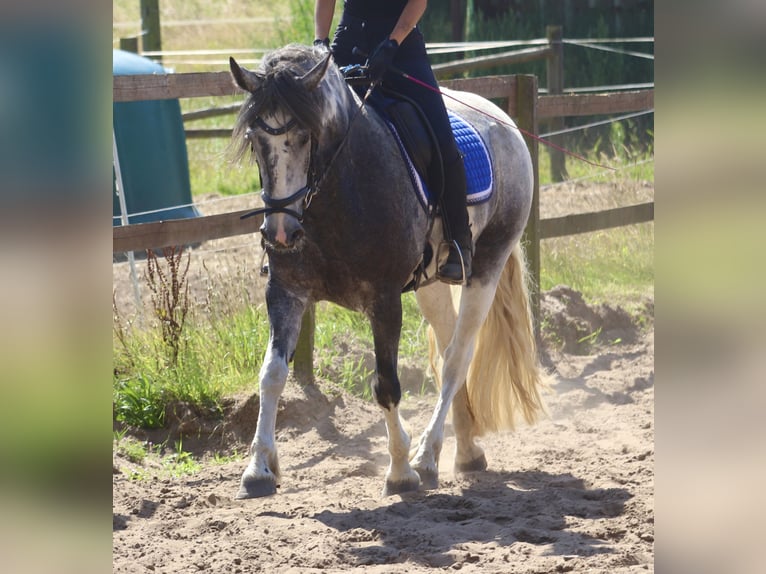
[229,44,546,499]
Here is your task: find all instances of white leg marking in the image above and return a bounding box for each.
[239,343,288,496]
[381,404,421,496]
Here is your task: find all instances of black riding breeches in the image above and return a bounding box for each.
[331,13,462,165]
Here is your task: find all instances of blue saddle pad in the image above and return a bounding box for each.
[386,110,494,210]
[450,111,493,205]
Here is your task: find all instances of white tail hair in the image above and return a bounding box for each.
[428,243,548,435]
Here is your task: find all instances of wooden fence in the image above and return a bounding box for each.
[113,70,653,379]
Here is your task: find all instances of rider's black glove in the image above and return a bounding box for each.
[367,38,399,83]
[313,38,330,49]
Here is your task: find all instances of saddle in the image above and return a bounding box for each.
[368,89,445,207]
[367,89,494,212]
[341,64,493,209]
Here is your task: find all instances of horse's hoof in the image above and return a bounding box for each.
[414,467,439,490]
[383,479,420,497]
[455,454,488,473]
[236,477,277,499]
[383,471,421,497]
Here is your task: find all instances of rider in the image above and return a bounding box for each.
[314,0,472,284]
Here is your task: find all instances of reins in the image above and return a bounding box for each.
[311,94,368,198]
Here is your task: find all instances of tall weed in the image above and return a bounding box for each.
[114,258,270,428]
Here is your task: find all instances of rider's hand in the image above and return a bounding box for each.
[367,38,399,83]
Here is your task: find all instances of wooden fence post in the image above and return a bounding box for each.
[546,25,567,182]
[515,75,541,333]
[140,0,162,62]
[450,0,467,61]
[119,37,139,53]
[293,303,315,384]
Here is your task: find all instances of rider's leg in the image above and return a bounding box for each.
[437,154,472,284]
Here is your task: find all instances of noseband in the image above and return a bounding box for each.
[240,116,318,222]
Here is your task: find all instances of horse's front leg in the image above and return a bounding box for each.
[368,294,421,496]
[236,283,306,499]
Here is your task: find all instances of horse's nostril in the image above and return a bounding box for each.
[260,223,279,245]
[259,218,303,248]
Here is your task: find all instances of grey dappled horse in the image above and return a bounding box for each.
[229,45,546,499]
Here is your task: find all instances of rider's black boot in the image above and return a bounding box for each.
[438,238,472,285]
[436,156,472,285]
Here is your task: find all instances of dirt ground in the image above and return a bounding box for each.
[113,294,653,574]
[113,179,654,572]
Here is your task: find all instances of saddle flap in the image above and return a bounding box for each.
[381,98,442,199]
[365,89,494,210]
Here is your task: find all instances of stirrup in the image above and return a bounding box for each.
[436,240,471,286]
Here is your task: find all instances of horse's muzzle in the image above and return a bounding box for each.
[260,215,305,251]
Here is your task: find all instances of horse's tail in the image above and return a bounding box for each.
[428,243,548,435]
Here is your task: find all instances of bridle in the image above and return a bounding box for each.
[240,116,318,222]
[239,97,366,223]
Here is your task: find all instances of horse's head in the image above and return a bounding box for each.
[230,46,338,252]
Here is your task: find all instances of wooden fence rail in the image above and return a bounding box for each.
[112,208,261,254]
[111,202,654,253]
[538,90,653,118]
[180,87,654,139]
[539,203,653,239]
[113,71,236,102]
[113,70,653,378]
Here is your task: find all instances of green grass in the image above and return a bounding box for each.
[539,223,654,310]
[113,434,203,479]
[114,287,432,429]
[163,439,202,477]
[211,450,245,465]
[539,119,654,186]
[538,133,654,310]
[114,300,270,428]
[113,0,291,56]
[115,434,151,465]
[304,292,429,399]
[313,302,373,397]
[182,96,261,198]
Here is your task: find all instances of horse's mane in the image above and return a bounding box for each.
[232,45,327,161]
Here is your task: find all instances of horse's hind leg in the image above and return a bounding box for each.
[237,286,306,499]
[417,284,487,476]
[413,276,501,489]
[368,293,421,496]
[452,384,487,472]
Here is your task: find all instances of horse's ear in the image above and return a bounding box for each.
[298,52,332,91]
[230,57,263,93]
